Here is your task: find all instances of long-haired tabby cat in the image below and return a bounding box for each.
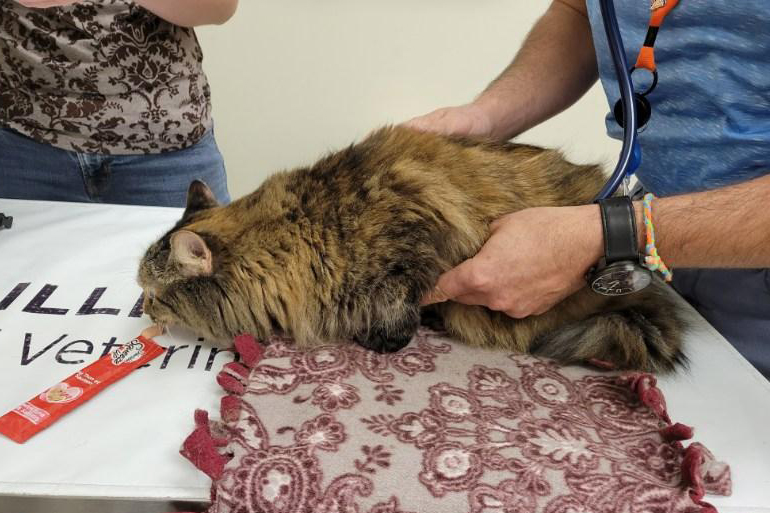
[138,126,686,372]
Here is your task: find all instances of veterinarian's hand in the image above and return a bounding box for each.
[15,0,79,7]
[404,103,495,139]
[421,205,604,318]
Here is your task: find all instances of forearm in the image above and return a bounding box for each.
[135,0,237,27]
[628,174,770,268]
[475,0,598,140]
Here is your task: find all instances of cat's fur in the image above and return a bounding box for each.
[138,126,686,372]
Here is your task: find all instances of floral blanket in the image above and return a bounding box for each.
[180,329,731,513]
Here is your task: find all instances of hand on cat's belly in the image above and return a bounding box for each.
[422,205,604,318]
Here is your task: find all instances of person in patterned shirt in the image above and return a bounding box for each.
[0,0,237,206]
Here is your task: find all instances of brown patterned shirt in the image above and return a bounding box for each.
[0,0,212,154]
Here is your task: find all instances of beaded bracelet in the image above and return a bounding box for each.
[642,193,673,282]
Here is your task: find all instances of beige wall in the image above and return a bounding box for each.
[197,0,620,199]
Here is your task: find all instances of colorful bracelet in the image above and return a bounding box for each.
[642,193,673,282]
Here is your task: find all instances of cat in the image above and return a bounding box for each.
[137,126,686,372]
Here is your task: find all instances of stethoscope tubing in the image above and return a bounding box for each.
[594,0,641,201]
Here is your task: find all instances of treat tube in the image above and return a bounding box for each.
[0,326,166,444]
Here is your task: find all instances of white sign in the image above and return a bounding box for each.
[0,199,232,501]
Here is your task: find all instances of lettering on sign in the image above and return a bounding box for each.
[0,282,143,318]
[1,282,236,372]
[14,333,233,371]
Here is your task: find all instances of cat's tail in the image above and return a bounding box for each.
[530,283,688,373]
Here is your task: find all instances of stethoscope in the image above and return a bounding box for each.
[594,0,641,200]
[594,0,677,201]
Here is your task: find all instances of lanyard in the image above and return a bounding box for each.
[637,0,681,71]
[632,0,681,95]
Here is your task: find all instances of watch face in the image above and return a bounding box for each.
[590,262,652,296]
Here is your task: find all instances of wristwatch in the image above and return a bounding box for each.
[587,196,652,296]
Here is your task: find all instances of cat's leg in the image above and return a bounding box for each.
[350,268,427,353]
[348,225,451,353]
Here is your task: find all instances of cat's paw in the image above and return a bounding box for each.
[354,329,413,354]
[420,306,446,332]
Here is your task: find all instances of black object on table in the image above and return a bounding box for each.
[0,213,13,230]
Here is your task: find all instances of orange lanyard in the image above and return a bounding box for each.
[634,0,681,73]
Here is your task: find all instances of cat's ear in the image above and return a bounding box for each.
[184,180,219,216]
[170,230,213,276]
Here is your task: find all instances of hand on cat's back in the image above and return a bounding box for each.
[15,0,80,7]
[404,103,494,139]
[422,204,604,318]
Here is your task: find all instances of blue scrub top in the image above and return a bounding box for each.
[586,1,770,379]
[586,0,770,196]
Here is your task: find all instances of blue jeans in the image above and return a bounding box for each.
[0,125,230,207]
[673,269,770,379]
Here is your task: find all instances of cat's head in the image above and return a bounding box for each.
[138,178,317,345]
[137,180,221,330]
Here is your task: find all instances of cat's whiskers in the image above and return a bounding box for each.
[163,325,181,346]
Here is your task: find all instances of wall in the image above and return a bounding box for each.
[196,0,620,198]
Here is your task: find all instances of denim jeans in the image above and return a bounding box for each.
[0,125,230,207]
[673,269,770,378]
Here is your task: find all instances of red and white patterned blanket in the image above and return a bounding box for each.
[181,329,731,513]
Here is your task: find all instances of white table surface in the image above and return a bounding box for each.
[0,198,768,512]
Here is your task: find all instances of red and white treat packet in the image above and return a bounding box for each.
[0,326,166,444]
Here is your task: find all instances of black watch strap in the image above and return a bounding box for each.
[597,196,638,264]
